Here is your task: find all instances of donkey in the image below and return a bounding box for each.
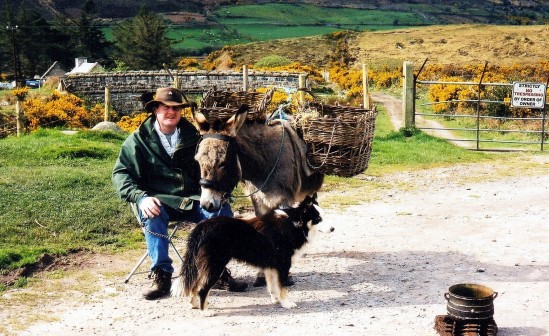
[193,104,324,217]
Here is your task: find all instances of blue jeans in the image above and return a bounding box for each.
[137,201,233,274]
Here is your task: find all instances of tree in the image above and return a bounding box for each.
[0,5,12,80]
[17,6,47,78]
[0,0,79,82]
[45,15,78,71]
[111,6,172,70]
[16,5,77,79]
[75,0,112,67]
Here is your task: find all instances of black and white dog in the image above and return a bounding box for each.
[172,193,333,316]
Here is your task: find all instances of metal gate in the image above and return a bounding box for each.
[411,61,548,151]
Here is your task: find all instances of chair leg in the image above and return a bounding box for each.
[168,224,185,263]
[124,222,190,283]
[124,250,149,283]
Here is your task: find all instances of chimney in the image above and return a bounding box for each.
[75,57,87,69]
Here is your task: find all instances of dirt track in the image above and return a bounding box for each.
[3,95,548,336]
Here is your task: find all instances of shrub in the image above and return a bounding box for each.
[254,55,293,69]
[427,76,467,113]
[116,112,148,132]
[12,87,29,101]
[24,92,104,131]
[177,57,201,70]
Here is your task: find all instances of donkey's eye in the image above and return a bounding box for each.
[218,163,226,170]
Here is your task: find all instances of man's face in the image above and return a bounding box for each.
[155,104,182,130]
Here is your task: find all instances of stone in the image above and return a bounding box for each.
[91,121,125,133]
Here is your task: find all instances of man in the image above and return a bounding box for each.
[112,87,247,300]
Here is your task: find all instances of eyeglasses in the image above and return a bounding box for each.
[157,104,183,112]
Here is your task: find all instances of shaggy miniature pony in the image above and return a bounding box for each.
[172,194,333,316]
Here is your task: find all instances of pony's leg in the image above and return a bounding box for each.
[189,290,200,309]
[264,268,294,309]
[264,268,295,308]
[264,268,280,304]
[198,264,226,317]
[278,266,297,309]
[197,288,215,317]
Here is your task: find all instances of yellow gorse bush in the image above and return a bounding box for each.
[12,87,29,101]
[24,92,104,131]
[117,112,149,132]
[178,57,201,70]
[424,62,547,117]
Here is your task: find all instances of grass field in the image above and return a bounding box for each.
[213,3,426,29]
[104,3,430,54]
[0,130,140,276]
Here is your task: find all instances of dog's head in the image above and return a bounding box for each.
[295,193,334,234]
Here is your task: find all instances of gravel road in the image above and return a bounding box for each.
[6,155,547,336]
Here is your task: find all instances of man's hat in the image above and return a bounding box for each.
[145,87,186,112]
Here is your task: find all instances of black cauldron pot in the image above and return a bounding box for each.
[445,283,498,321]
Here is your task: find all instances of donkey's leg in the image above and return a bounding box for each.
[250,194,271,287]
[249,194,270,217]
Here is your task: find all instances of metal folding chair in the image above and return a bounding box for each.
[123,203,192,283]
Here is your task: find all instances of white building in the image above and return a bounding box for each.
[66,57,104,74]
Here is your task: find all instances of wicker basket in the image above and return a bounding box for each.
[199,88,274,122]
[294,91,377,177]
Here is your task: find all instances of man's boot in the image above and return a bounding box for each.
[213,268,248,292]
[143,268,172,300]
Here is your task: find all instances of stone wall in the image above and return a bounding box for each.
[64,70,305,115]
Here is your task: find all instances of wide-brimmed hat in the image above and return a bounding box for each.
[145,87,186,112]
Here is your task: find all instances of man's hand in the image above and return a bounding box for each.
[138,196,162,218]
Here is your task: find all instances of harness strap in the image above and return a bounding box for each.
[198,133,240,193]
[197,125,285,198]
[234,124,285,198]
[202,133,235,142]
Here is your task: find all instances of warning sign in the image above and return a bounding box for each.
[511,82,546,108]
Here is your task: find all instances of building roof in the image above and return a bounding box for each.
[41,61,66,79]
[67,62,103,74]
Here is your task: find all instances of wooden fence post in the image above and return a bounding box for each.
[242,65,248,91]
[104,86,111,122]
[362,63,370,109]
[173,77,181,89]
[15,100,23,137]
[403,61,415,128]
[298,74,307,103]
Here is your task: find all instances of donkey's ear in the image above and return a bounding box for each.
[193,112,210,134]
[226,104,249,136]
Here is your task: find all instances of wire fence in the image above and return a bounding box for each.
[414,63,548,151]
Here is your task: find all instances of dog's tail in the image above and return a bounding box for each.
[171,228,209,298]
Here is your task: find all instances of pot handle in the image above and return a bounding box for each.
[444,293,450,301]
[492,292,498,299]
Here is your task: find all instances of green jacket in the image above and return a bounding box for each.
[112,114,201,211]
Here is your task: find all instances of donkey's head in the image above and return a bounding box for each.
[192,104,249,212]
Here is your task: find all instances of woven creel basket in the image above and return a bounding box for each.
[199,88,274,122]
[294,92,377,177]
